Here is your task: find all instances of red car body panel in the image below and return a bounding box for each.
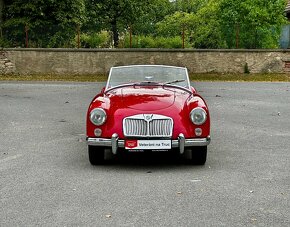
[86,85,210,140]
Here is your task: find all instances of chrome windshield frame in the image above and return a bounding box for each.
[105,65,191,92]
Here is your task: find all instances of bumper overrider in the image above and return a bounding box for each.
[86,133,211,155]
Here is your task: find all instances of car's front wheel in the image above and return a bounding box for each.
[88,145,105,165]
[185,146,207,165]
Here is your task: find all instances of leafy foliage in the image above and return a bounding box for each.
[0,0,288,48]
[1,0,86,47]
[86,0,153,47]
[121,34,187,48]
[132,0,174,36]
[219,0,287,48]
[79,31,110,48]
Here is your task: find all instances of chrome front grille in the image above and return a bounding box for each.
[123,114,173,137]
[125,118,147,136]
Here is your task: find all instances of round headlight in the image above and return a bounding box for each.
[90,108,107,126]
[190,107,207,125]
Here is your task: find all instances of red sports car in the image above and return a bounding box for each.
[86,65,210,165]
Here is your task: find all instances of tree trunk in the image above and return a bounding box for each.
[0,0,4,37]
[111,19,119,48]
[235,23,240,49]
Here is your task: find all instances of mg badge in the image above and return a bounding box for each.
[144,114,153,121]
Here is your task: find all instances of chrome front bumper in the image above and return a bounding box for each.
[87,133,211,155]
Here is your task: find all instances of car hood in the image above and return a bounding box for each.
[106,86,190,111]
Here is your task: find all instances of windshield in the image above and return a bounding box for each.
[106,65,190,90]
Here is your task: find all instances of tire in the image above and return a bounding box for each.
[88,145,105,165]
[186,146,207,165]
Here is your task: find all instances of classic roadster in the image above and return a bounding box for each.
[86,65,210,165]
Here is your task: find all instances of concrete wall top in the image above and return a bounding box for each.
[3,48,290,53]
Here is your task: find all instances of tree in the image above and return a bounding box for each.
[190,0,224,48]
[2,0,86,47]
[170,0,208,13]
[0,0,4,37]
[156,0,223,48]
[88,0,152,47]
[132,0,174,36]
[1,0,288,49]
[156,11,196,37]
[219,0,287,48]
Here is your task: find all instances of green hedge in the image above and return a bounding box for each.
[121,35,191,48]
[78,31,110,48]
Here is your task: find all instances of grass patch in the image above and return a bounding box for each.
[189,73,290,82]
[0,73,290,82]
[0,73,108,82]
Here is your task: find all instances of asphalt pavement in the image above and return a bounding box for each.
[0,81,290,226]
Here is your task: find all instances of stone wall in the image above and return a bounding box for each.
[0,50,16,74]
[2,48,290,75]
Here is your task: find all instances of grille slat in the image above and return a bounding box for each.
[123,114,173,137]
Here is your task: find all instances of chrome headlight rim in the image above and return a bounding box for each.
[90,108,107,126]
[190,107,207,125]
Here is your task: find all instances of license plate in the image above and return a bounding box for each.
[125,140,171,150]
